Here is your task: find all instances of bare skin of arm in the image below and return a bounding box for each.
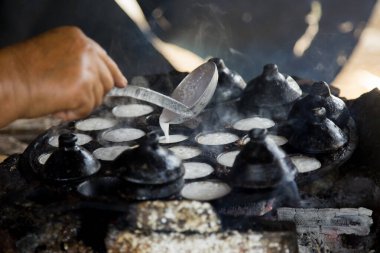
[0,26,127,128]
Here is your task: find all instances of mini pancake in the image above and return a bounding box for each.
[112,104,154,118]
[93,146,130,161]
[233,117,275,131]
[181,180,231,201]
[38,152,52,165]
[217,150,240,167]
[48,133,92,147]
[159,134,189,144]
[183,162,214,180]
[243,134,288,146]
[168,146,202,160]
[75,118,117,131]
[196,132,239,146]
[102,128,145,143]
[290,155,321,173]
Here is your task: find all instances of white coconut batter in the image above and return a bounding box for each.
[290,155,321,173]
[233,117,275,131]
[102,128,145,143]
[38,152,52,165]
[183,162,214,180]
[75,118,116,131]
[181,180,231,201]
[112,104,154,118]
[168,146,201,160]
[243,134,288,146]
[93,146,130,161]
[196,132,239,146]
[48,133,92,147]
[159,134,188,144]
[160,121,170,140]
[217,150,240,167]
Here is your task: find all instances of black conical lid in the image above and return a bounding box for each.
[241,64,302,107]
[43,133,100,182]
[229,129,296,189]
[114,132,184,185]
[288,81,350,128]
[207,58,246,105]
[289,107,348,153]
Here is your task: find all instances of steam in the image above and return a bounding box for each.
[293,1,322,57]
[114,0,204,72]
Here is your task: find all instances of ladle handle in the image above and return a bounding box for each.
[107,86,193,117]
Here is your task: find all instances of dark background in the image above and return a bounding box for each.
[0,0,377,82]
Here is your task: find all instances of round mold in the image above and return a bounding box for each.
[101,127,146,144]
[216,150,240,168]
[92,145,131,161]
[75,117,117,132]
[232,116,276,132]
[48,133,92,147]
[241,134,288,146]
[112,104,154,118]
[290,155,321,174]
[195,131,240,146]
[183,161,215,180]
[168,145,202,160]
[181,180,231,201]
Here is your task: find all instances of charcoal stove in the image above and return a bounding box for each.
[1,58,378,253]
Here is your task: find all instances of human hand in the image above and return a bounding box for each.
[0,26,127,123]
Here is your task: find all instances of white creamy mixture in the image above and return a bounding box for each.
[233,117,275,131]
[181,180,231,201]
[183,162,214,179]
[93,146,130,161]
[102,128,145,142]
[48,133,92,147]
[112,104,154,118]
[217,150,240,167]
[243,134,288,146]
[168,146,201,160]
[159,134,188,144]
[160,121,170,140]
[38,152,52,165]
[290,155,321,173]
[196,132,239,146]
[75,118,116,131]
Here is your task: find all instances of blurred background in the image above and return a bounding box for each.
[134,0,380,99]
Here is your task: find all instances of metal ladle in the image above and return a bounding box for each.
[107,61,218,124]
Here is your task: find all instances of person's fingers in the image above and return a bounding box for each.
[96,57,114,94]
[67,86,97,120]
[53,111,78,121]
[89,39,127,88]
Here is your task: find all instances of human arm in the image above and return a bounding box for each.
[0,26,127,128]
